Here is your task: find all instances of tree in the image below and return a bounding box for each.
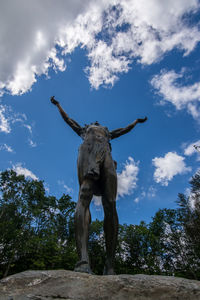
[89,220,105,274]
[0,170,76,278]
[176,171,200,279]
[1,169,200,280]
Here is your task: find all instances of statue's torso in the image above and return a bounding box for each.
[82,125,110,144]
[78,124,117,195]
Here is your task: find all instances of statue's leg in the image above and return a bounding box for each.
[74,179,93,274]
[102,157,118,275]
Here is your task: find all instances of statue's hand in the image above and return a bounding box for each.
[137,117,147,123]
[50,96,59,106]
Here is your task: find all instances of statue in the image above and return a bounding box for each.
[50,96,147,275]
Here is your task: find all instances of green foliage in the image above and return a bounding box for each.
[115,171,200,279]
[0,170,77,278]
[89,219,105,274]
[1,169,200,280]
[175,171,200,279]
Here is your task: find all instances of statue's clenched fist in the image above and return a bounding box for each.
[50,96,59,106]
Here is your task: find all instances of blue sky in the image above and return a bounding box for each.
[0,0,200,225]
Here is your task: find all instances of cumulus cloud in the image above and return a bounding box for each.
[92,156,139,206]
[0,0,199,94]
[184,140,200,157]
[151,69,200,120]
[152,152,191,186]
[117,157,139,197]
[0,0,90,95]
[13,163,38,180]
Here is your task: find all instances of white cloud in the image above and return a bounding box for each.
[0,105,11,133]
[133,186,157,204]
[23,124,38,148]
[184,140,200,159]
[92,196,102,206]
[91,156,139,206]
[86,40,130,89]
[147,186,157,198]
[0,104,27,134]
[0,104,37,150]
[151,69,200,120]
[0,0,91,95]
[152,151,191,186]
[44,183,50,194]
[184,187,197,210]
[0,144,13,153]
[117,157,139,197]
[134,197,140,203]
[58,180,73,194]
[0,0,199,94]
[13,163,38,181]
[23,124,32,134]
[28,139,37,148]
[62,0,200,88]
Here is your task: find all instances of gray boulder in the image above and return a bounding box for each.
[0,270,200,300]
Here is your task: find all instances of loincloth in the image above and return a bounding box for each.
[78,141,109,180]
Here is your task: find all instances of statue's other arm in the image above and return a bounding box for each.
[110,117,147,140]
[50,96,82,136]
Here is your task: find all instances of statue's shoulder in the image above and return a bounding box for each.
[81,124,110,140]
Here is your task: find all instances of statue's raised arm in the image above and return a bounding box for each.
[110,117,147,140]
[50,96,83,136]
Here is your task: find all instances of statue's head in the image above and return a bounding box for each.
[84,121,101,128]
[92,121,100,126]
[83,121,102,132]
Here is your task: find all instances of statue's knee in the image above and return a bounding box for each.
[80,183,93,204]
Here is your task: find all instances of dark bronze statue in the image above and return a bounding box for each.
[51,96,147,275]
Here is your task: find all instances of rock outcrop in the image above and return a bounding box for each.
[1,270,200,300]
